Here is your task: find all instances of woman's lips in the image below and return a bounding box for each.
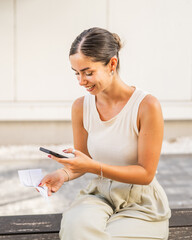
[86,85,95,92]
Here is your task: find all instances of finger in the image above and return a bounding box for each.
[63,148,79,156]
[48,154,72,164]
[48,188,52,196]
[38,176,48,187]
[51,186,57,194]
[38,181,44,187]
[36,188,39,192]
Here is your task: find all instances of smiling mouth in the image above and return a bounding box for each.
[86,85,95,90]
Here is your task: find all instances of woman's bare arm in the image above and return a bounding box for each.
[62,96,91,180]
[72,97,91,158]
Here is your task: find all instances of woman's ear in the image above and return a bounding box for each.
[109,56,118,73]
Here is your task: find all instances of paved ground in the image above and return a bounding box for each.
[156,154,192,208]
[0,153,192,216]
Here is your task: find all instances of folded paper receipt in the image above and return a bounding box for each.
[18,169,48,200]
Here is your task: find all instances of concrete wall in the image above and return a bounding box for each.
[0,0,192,144]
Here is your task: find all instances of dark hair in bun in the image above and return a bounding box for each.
[69,27,122,71]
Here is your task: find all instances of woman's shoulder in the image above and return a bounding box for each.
[72,94,93,111]
[138,93,163,123]
[71,97,85,125]
[72,96,84,107]
[72,96,85,115]
[140,94,161,112]
[134,87,161,111]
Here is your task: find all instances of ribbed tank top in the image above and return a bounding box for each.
[83,88,148,166]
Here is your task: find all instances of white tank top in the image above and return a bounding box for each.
[83,88,148,166]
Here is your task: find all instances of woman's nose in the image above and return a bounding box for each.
[78,76,87,86]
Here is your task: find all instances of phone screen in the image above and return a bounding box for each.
[39,147,68,158]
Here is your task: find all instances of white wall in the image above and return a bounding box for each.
[0,0,14,101]
[0,0,192,121]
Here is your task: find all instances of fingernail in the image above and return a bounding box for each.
[39,182,42,186]
[63,149,67,152]
[48,155,51,158]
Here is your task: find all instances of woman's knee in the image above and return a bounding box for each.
[59,207,86,240]
[60,207,86,230]
[59,205,109,240]
[60,203,101,232]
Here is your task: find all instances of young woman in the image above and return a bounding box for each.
[40,27,171,240]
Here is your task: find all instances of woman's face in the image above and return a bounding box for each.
[69,52,113,95]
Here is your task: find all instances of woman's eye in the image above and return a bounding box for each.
[74,72,93,76]
[85,72,93,76]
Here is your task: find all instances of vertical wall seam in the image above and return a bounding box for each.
[106,0,110,30]
[191,49,192,101]
[13,0,17,102]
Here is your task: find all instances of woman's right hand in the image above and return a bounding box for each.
[38,169,67,196]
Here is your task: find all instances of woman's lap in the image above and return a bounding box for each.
[59,195,169,240]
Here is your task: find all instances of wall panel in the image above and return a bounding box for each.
[109,0,192,101]
[16,0,107,101]
[0,0,14,101]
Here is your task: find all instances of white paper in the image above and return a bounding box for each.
[18,169,48,200]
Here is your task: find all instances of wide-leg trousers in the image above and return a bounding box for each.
[59,177,171,240]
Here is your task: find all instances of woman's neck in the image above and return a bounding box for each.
[96,76,134,105]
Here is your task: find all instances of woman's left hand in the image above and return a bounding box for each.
[48,148,98,174]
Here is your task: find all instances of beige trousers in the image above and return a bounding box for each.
[59,177,170,240]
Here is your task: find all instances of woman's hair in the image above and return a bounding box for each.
[69,27,123,71]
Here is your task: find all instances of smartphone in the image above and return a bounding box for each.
[39,147,68,158]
